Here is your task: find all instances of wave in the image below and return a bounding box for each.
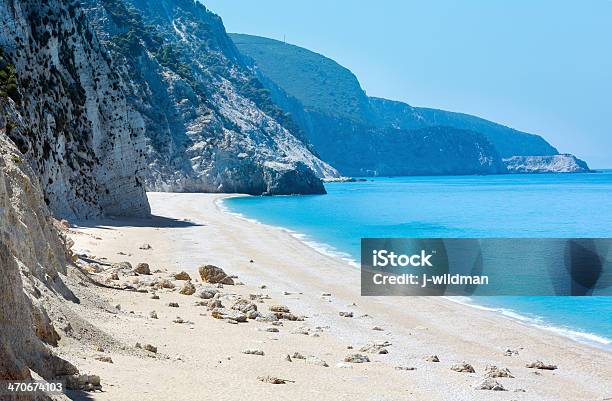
[445,297,612,348]
[217,196,611,350]
[216,197,359,267]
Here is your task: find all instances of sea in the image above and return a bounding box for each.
[222,171,612,349]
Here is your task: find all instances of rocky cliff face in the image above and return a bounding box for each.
[0,129,79,390]
[0,0,150,219]
[503,154,591,174]
[231,34,588,176]
[287,106,505,176]
[368,98,559,158]
[82,0,336,195]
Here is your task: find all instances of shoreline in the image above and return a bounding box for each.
[217,194,612,351]
[63,192,612,401]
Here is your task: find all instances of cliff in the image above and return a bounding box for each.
[229,33,586,176]
[82,0,336,195]
[369,97,559,158]
[0,130,80,392]
[503,154,591,174]
[0,0,150,219]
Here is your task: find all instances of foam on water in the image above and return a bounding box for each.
[445,297,612,348]
[217,197,359,267]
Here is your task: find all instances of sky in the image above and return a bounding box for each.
[204,0,611,168]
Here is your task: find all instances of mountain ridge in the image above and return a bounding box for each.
[230,33,588,176]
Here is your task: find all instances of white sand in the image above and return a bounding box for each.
[60,192,611,401]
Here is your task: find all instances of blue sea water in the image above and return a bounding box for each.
[223,172,612,348]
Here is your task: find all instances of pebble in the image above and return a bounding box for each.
[257,376,290,384]
[242,349,265,356]
[485,365,514,378]
[451,362,475,373]
[174,271,192,281]
[526,361,557,370]
[143,344,157,353]
[474,378,506,391]
[344,354,370,363]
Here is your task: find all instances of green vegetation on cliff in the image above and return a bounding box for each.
[0,48,20,103]
[231,33,370,123]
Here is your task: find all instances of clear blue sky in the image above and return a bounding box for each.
[204,0,611,168]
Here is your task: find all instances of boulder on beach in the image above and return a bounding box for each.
[359,341,390,354]
[179,281,196,295]
[526,361,557,370]
[344,354,370,363]
[269,304,290,313]
[425,355,440,362]
[451,362,475,373]
[198,265,234,285]
[485,365,514,378]
[211,308,247,322]
[64,374,102,392]
[232,298,258,314]
[256,312,279,322]
[474,378,506,391]
[134,263,151,275]
[197,287,220,299]
[155,279,175,289]
[305,356,329,367]
[112,261,132,271]
[174,271,192,281]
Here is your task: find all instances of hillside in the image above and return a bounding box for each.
[230,33,578,176]
[230,33,371,123]
[369,98,558,158]
[82,0,336,195]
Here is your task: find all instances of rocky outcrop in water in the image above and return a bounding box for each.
[503,154,591,174]
[0,0,150,219]
[82,0,337,195]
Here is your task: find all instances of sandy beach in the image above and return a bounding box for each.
[56,192,611,401]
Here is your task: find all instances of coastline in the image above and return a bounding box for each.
[219,194,612,349]
[62,192,612,401]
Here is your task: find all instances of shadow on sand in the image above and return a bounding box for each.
[73,214,203,229]
[64,390,96,401]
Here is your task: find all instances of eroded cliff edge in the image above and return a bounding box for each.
[0,0,150,219]
[82,0,337,195]
[0,130,82,396]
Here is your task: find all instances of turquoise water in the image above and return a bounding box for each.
[223,172,612,347]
